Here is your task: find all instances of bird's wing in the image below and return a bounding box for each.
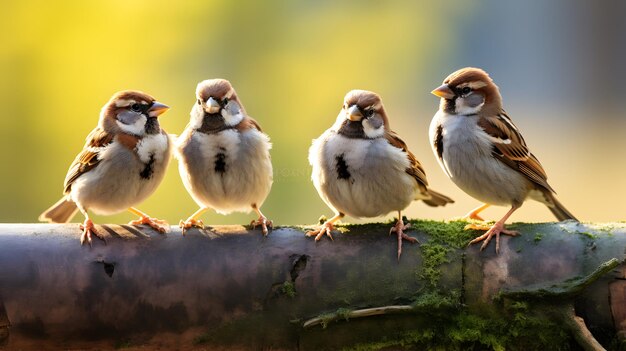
[63,127,115,194]
[385,130,429,191]
[236,116,263,132]
[477,112,555,193]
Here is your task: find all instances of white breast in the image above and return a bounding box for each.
[430,111,530,206]
[136,133,170,163]
[70,135,171,215]
[309,131,416,218]
[177,128,273,214]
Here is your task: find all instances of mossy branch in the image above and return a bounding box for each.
[303,305,414,328]
[0,222,624,350]
[498,258,621,301]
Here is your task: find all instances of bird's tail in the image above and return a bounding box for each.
[546,192,578,222]
[39,197,79,223]
[423,189,455,207]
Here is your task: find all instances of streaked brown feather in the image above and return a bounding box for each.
[63,127,114,194]
[385,131,429,191]
[477,114,555,193]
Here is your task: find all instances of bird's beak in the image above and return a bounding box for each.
[431,84,455,99]
[206,97,221,114]
[347,105,363,122]
[148,101,170,117]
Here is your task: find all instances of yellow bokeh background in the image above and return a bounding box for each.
[1,1,624,226]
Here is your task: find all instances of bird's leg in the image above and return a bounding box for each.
[389,211,419,261]
[250,204,273,236]
[461,203,490,224]
[77,207,105,246]
[179,207,209,235]
[127,207,169,233]
[305,213,344,241]
[468,205,521,254]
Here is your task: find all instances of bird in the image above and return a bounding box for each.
[39,90,172,245]
[429,67,578,253]
[308,89,454,260]
[176,79,273,235]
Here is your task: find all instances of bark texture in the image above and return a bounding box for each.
[0,221,624,350]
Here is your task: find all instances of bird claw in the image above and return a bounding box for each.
[390,220,418,261]
[129,216,169,233]
[178,218,204,235]
[250,216,273,236]
[306,222,335,241]
[79,219,106,246]
[468,223,520,254]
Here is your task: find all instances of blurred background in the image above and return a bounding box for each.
[0,0,624,226]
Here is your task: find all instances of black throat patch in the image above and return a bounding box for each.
[443,97,457,114]
[335,154,351,180]
[199,113,232,134]
[140,155,155,179]
[144,117,161,135]
[337,120,366,139]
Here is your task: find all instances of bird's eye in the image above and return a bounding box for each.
[197,99,201,105]
[364,109,375,118]
[222,98,229,106]
[130,103,142,112]
[461,87,471,95]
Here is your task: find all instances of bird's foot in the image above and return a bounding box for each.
[178,218,204,235]
[468,222,519,254]
[250,216,273,236]
[129,216,169,233]
[306,221,336,241]
[79,219,106,246]
[390,220,419,261]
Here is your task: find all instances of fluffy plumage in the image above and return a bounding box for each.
[430,67,577,253]
[308,89,453,260]
[176,79,273,235]
[39,90,172,244]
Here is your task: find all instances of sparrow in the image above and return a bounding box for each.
[176,79,273,235]
[39,90,172,245]
[430,67,578,253]
[308,89,454,260]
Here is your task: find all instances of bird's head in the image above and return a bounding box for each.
[191,79,245,131]
[335,89,389,139]
[431,67,502,116]
[101,90,169,136]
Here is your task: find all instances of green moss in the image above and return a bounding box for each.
[418,243,451,287]
[407,220,476,289]
[311,308,355,329]
[281,281,296,298]
[340,302,569,351]
[498,258,620,301]
[411,290,460,311]
[533,233,543,243]
[342,329,437,351]
[410,219,476,249]
[336,307,353,322]
[318,312,336,329]
[577,231,597,239]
